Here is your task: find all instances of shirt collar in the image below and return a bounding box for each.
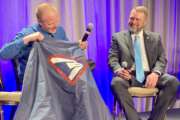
[131,29,143,40]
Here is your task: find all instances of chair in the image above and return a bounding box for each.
[0,91,21,120]
[113,87,159,120]
[0,62,22,120]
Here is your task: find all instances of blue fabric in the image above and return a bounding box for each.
[14,39,112,120]
[134,36,145,83]
[0,24,69,83]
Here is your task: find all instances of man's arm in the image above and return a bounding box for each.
[152,34,167,75]
[0,28,44,60]
[145,34,167,88]
[108,34,132,80]
[0,31,27,59]
[108,34,122,72]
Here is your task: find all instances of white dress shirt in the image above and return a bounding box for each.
[131,30,150,72]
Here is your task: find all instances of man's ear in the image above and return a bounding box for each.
[143,15,148,26]
[128,20,133,27]
[37,18,43,26]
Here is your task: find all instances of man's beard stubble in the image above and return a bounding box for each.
[129,26,142,34]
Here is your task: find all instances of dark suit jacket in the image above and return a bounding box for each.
[108,30,167,75]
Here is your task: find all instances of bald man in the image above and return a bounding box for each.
[0,3,87,86]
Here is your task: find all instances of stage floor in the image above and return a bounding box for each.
[140,108,180,120]
[118,108,180,120]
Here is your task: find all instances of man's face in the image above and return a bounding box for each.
[38,11,59,33]
[128,9,147,33]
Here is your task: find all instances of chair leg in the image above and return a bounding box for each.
[113,98,118,120]
[118,107,124,120]
[0,105,4,120]
[113,99,124,120]
[163,114,167,120]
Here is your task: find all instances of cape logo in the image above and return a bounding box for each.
[48,55,88,85]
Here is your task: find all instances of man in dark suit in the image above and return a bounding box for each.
[108,6,179,120]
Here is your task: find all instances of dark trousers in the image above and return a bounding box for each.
[111,73,180,120]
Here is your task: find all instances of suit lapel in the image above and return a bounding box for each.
[123,31,153,68]
[125,31,134,58]
[125,31,152,63]
[124,31,153,62]
[144,31,152,65]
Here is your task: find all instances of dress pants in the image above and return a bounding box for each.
[111,73,180,120]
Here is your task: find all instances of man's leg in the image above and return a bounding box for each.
[149,73,180,120]
[111,77,141,120]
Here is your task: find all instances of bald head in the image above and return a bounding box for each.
[36,3,58,20]
[36,3,60,33]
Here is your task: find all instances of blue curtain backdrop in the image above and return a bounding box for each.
[0,0,179,119]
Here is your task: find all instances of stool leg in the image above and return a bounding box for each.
[113,99,117,120]
[113,99,123,120]
[0,105,3,120]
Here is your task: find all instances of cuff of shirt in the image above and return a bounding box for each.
[153,70,161,76]
[16,38,26,48]
[114,67,122,74]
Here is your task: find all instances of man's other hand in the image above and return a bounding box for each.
[116,68,132,80]
[145,72,159,88]
[79,40,88,50]
[23,32,44,45]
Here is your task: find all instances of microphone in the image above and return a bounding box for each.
[122,61,135,71]
[122,61,128,69]
[82,23,94,41]
[122,61,137,82]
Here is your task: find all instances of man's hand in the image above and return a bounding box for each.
[145,72,159,88]
[23,32,44,45]
[79,40,88,50]
[116,68,132,80]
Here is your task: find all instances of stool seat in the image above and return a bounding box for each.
[113,87,160,120]
[128,87,159,97]
[0,92,21,105]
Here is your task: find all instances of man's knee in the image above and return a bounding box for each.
[169,76,180,93]
[111,77,129,91]
[161,74,180,92]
